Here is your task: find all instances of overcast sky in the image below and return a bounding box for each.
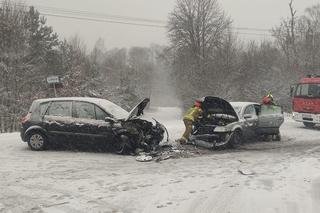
[20,0,319,49]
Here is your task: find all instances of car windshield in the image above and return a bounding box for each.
[295,83,320,98]
[97,100,129,120]
[230,103,244,115]
[232,106,242,115]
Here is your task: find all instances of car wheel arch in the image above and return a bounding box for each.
[25,126,48,139]
[231,125,243,133]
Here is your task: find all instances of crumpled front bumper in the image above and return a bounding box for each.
[189,132,232,149]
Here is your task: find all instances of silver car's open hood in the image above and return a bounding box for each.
[201,96,239,120]
[126,98,150,121]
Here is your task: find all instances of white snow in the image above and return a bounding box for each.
[0,107,320,213]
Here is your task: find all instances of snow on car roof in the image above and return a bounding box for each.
[35,97,129,119]
[230,102,259,115]
[230,102,259,108]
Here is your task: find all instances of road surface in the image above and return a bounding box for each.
[0,108,320,213]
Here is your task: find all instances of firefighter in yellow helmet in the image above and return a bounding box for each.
[177,100,203,144]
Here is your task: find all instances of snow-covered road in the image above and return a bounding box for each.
[1,108,320,213]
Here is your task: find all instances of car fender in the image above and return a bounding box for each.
[25,126,48,139]
[230,123,243,132]
[112,128,130,136]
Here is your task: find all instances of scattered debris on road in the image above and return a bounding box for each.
[238,168,256,176]
[136,154,153,162]
[135,142,213,162]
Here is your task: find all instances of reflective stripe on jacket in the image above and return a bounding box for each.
[183,107,203,122]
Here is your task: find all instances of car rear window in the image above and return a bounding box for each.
[28,101,37,113]
[47,101,72,117]
[39,102,50,116]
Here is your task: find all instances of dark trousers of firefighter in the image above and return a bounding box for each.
[182,119,193,140]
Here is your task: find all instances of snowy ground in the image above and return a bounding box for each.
[1,108,320,213]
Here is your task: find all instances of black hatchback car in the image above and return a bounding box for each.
[20,97,166,154]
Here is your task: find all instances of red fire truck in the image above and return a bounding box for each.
[292,74,320,127]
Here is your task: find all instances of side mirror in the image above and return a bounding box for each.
[244,114,253,119]
[105,117,116,124]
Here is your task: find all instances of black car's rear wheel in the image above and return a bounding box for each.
[272,133,281,141]
[303,122,316,128]
[27,132,47,151]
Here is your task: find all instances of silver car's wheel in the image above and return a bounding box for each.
[228,130,242,148]
[28,132,46,151]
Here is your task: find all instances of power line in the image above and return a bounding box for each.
[37,6,167,24]
[0,2,167,24]
[235,32,273,37]
[235,27,271,32]
[0,1,273,36]
[39,6,272,33]
[37,5,272,33]
[43,12,273,36]
[41,13,167,28]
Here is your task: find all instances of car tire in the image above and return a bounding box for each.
[113,134,134,155]
[272,133,281,141]
[27,132,47,151]
[303,122,315,128]
[228,129,242,148]
[261,134,271,142]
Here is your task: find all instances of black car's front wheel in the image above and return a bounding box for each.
[112,134,134,155]
[27,132,47,151]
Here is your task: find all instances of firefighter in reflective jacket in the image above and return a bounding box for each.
[177,100,203,144]
[262,92,275,105]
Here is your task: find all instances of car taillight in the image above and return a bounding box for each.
[21,112,32,124]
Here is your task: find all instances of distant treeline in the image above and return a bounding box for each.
[0,0,168,130]
[1,0,320,132]
[167,0,320,108]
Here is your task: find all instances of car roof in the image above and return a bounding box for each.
[230,102,260,108]
[35,97,109,104]
[34,97,129,119]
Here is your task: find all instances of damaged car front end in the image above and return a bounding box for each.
[109,98,168,154]
[189,97,243,149]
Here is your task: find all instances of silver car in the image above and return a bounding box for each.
[231,101,284,140]
[190,97,284,149]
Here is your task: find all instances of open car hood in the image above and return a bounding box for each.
[201,96,239,120]
[126,98,150,121]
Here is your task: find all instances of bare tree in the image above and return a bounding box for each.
[273,1,320,76]
[272,0,298,69]
[168,0,231,72]
[168,0,232,106]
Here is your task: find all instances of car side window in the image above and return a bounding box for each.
[244,105,256,115]
[39,102,50,116]
[261,105,282,115]
[47,101,72,117]
[95,105,108,121]
[74,102,96,120]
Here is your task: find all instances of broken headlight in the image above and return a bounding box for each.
[214,126,229,133]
